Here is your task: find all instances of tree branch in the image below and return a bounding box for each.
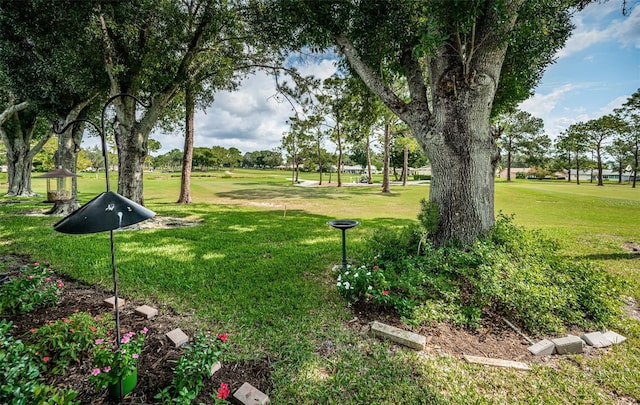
[0,101,29,126]
[95,5,120,96]
[333,33,408,119]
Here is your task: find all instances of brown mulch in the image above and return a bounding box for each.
[1,254,272,404]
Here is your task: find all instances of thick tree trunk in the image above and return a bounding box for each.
[54,100,93,203]
[6,140,34,196]
[112,93,172,205]
[178,84,195,204]
[1,110,51,197]
[381,122,391,193]
[421,104,498,246]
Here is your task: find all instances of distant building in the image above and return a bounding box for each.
[496,167,531,179]
[0,165,7,173]
[569,169,636,182]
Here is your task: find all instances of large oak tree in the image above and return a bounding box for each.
[256,0,583,246]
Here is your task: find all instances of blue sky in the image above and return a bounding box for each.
[95,2,640,156]
[520,1,640,137]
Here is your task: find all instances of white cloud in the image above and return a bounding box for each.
[609,5,640,48]
[519,84,576,117]
[558,2,640,59]
[181,56,339,155]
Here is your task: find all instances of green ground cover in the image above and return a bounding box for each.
[1,171,638,404]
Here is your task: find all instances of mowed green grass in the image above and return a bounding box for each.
[2,170,639,404]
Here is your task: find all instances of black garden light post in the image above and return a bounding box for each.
[52,94,155,400]
[327,220,360,269]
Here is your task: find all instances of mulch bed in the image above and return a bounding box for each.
[1,254,272,404]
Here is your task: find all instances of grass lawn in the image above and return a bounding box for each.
[1,170,639,404]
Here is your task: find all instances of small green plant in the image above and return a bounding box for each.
[0,262,64,315]
[155,331,230,405]
[30,311,109,374]
[90,326,147,389]
[0,320,79,405]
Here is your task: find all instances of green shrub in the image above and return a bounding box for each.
[0,262,64,315]
[0,320,79,405]
[412,174,431,180]
[343,214,623,334]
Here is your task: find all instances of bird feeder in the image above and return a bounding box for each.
[36,166,79,202]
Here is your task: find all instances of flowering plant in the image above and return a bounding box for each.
[334,264,391,305]
[90,327,148,388]
[0,262,64,315]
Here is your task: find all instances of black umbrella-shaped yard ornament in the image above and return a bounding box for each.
[53,94,155,400]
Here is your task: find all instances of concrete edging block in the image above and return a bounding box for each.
[233,382,270,405]
[370,321,426,351]
[551,335,584,354]
[166,328,189,348]
[580,331,612,348]
[528,339,556,356]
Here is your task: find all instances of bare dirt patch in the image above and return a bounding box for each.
[622,241,640,255]
[346,301,609,368]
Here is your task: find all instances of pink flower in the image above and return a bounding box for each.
[217,333,228,343]
[216,383,230,400]
[43,356,50,363]
[132,353,139,359]
[140,327,149,334]
[27,275,34,280]
[95,339,104,344]
[33,262,40,266]
[382,290,389,296]
[103,366,111,373]
[121,349,126,354]
[120,336,130,344]
[91,368,101,376]
[44,277,51,282]
[373,265,379,271]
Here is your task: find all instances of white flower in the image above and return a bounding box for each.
[337,282,342,287]
[344,281,350,290]
[368,286,373,290]
[344,271,349,275]
[354,273,358,278]
[337,275,342,281]
[366,272,371,276]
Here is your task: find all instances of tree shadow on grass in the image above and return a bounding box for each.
[575,253,639,261]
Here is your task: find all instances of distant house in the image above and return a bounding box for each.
[328,164,379,174]
[0,165,7,173]
[496,167,531,179]
[569,169,637,182]
[410,166,432,176]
